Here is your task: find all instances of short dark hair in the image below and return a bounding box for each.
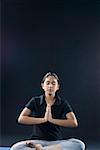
[41,72,60,84]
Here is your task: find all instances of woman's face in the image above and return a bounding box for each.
[41,75,59,95]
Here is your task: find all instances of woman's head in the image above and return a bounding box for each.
[41,72,60,84]
[41,72,60,95]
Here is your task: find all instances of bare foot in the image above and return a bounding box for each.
[35,144,43,150]
[26,141,43,150]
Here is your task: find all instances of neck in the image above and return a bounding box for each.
[45,93,56,105]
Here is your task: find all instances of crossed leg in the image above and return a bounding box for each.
[11,138,85,150]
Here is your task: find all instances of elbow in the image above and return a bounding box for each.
[73,120,78,127]
[18,116,23,124]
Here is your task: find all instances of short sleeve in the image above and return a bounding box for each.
[25,97,35,111]
[63,100,73,115]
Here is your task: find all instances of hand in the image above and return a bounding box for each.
[47,104,52,122]
[44,104,53,122]
[44,104,49,122]
[26,141,35,148]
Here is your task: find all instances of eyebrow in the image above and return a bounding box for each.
[46,80,56,83]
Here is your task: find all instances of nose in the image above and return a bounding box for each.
[48,83,53,87]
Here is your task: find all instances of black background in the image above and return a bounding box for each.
[1,0,100,145]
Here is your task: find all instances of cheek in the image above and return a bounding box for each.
[41,85,45,90]
[42,85,47,90]
[53,86,57,90]
[56,86,59,91]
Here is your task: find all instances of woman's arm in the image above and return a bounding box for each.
[49,112,78,127]
[47,105,78,127]
[18,107,47,125]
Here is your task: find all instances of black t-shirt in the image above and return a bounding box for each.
[25,94,72,141]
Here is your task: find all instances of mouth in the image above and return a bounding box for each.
[47,89,53,92]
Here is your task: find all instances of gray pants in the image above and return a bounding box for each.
[10,138,85,150]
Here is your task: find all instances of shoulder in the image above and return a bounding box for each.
[57,95,70,105]
[26,95,43,106]
[25,95,43,110]
[29,95,43,103]
[57,95,73,111]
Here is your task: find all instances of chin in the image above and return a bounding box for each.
[47,92,53,95]
[48,93,52,96]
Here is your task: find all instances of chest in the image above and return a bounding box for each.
[31,104,64,118]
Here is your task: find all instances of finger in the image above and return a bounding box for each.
[48,106,51,115]
[46,106,48,112]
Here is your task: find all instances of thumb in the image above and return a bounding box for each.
[48,106,51,114]
[47,104,51,107]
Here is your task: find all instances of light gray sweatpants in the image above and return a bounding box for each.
[10,138,85,150]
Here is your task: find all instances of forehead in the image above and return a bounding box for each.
[44,75,58,82]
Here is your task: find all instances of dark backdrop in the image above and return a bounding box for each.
[1,0,100,145]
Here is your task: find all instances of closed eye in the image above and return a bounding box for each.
[52,81,56,85]
[46,81,50,85]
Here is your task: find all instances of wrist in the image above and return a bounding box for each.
[40,118,45,123]
[49,118,54,123]
[43,117,47,123]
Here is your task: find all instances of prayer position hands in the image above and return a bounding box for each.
[44,104,53,122]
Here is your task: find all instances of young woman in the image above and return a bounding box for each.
[11,72,85,150]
